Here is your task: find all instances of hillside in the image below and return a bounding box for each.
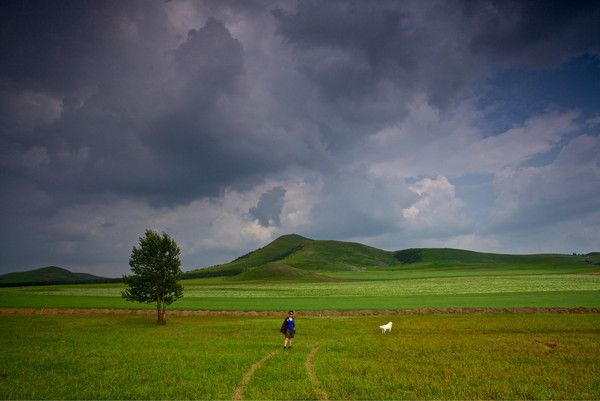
[185,234,599,279]
[229,262,341,282]
[397,248,600,272]
[184,234,398,278]
[184,234,313,278]
[0,266,111,286]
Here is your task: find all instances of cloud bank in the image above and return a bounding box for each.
[1,0,599,275]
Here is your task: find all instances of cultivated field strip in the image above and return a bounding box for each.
[2,306,600,315]
[181,275,600,297]
[6,274,598,297]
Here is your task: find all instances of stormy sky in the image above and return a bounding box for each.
[1,0,599,276]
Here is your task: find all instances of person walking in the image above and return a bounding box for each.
[280,310,295,349]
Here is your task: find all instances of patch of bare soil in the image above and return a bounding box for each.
[1,307,599,316]
[535,339,558,355]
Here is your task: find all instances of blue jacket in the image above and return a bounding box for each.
[285,318,295,331]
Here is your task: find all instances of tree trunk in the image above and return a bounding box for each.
[156,297,164,325]
[161,304,166,325]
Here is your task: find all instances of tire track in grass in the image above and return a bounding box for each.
[306,344,328,401]
[232,349,279,400]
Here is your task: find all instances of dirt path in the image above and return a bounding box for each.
[232,349,279,400]
[306,344,328,401]
[1,307,599,316]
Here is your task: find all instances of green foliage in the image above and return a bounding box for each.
[122,229,183,324]
[393,248,422,264]
[585,252,600,266]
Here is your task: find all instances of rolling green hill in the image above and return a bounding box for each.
[184,234,313,278]
[0,266,111,286]
[184,234,397,278]
[185,234,599,279]
[400,247,592,267]
[229,262,341,282]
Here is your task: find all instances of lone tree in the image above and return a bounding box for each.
[122,229,183,325]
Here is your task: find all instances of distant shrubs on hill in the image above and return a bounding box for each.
[232,250,256,262]
[394,248,422,264]
[182,268,242,279]
[584,252,600,266]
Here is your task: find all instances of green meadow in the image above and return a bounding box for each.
[2,235,599,311]
[2,237,600,400]
[1,313,599,400]
[1,269,599,311]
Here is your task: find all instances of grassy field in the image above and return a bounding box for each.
[2,238,598,400]
[2,235,599,312]
[1,269,599,311]
[1,313,599,400]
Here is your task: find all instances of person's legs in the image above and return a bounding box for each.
[284,336,289,348]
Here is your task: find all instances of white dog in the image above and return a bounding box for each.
[379,321,392,334]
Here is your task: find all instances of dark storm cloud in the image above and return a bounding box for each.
[3,0,598,209]
[273,2,403,99]
[467,0,600,66]
[1,0,599,274]
[0,1,94,92]
[0,3,287,207]
[273,1,467,109]
[141,17,252,203]
[1,1,178,200]
[273,0,600,109]
[249,186,286,227]
[0,0,171,92]
[173,19,244,94]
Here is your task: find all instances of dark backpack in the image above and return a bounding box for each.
[279,318,287,334]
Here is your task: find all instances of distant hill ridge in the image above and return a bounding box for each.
[4,235,598,285]
[184,234,600,279]
[0,266,114,286]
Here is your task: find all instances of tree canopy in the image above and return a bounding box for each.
[122,229,183,325]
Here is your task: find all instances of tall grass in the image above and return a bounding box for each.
[0,315,277,399]
[1,314,598,399]
[314,314,600,399]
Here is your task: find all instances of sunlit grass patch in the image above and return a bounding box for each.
[1,313,598,400]
[0,315,276,399]
[314,314,600,400]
